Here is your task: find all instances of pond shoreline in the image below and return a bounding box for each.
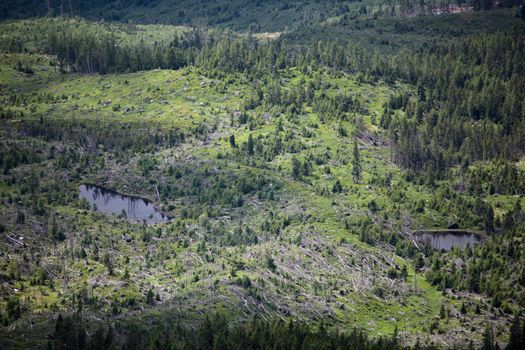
[81,181,157,203]
[414,229,484,251]
[414,229,484,237]
[79,183,170,224]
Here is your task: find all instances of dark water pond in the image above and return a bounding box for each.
[416,231,482,251]
[79,184,167,224]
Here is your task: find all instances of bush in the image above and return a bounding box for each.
[235,275,252,289]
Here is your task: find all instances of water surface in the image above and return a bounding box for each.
[79,184,167,224]
[416,231,482,251]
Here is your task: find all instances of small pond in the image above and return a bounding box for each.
[79,184,168,224]
[416,230,483,251]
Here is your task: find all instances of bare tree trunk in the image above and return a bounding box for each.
[45,0,52,17]
[68,0,73,17]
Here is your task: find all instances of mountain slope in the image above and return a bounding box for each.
[1,0,385,30]
[1,4,525,350]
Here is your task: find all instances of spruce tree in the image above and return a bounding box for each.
[291,157,301,180]
[351,139,362,184]
[247,134,254,156]
[229,134,236,148]
[506,315,524,350]
[482,325,496,350]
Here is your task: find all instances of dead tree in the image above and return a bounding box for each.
[44,0,52,17]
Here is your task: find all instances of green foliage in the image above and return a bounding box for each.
[291,156,301,180]
[235,275,252,289]
[6,298,21,323]
[51,314,413,350]
[332,179,343,194]
[103,253,114,275]
[146,288,154,305]
[266,256,277,272]
[506,315,525,350]
[351,140,362,184]
[388,32,525,183]
[482,326,496,350]
[0,0,390,31]
[425,218,525,307]
[54,314,87,350]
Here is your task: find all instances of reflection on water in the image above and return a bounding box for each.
[79,184,167,224]
[417,231,482,251]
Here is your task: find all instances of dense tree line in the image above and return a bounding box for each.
[464,161,525,196]
[397,0,524,16]
[384,31,525,184]
[164,166,279,209]
[17,118,186,153]
[506,314,525,350]
[3,0,523,28]
[44,21,200,74]
[46,311,525,349]
[0,143,41,175]
[49,313,429,350]
[0,0,386,30]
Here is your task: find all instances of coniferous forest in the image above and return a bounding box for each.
[1,1,525,349]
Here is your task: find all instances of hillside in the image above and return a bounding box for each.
[1,3,525,350]
[2,0,522,30]
[0,0,386,30]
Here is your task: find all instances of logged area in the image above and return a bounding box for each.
[1,1,525,349]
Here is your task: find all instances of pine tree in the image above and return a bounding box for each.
[146,288,155,305]
[332,179,343,193]
[229,135,236,148]
[351,139,362,184]
[482,325,496,350]
[247,134,254,156]
[506,315,524,350]
[291,157,301,180]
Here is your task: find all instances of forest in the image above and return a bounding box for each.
[1,1,525,349]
